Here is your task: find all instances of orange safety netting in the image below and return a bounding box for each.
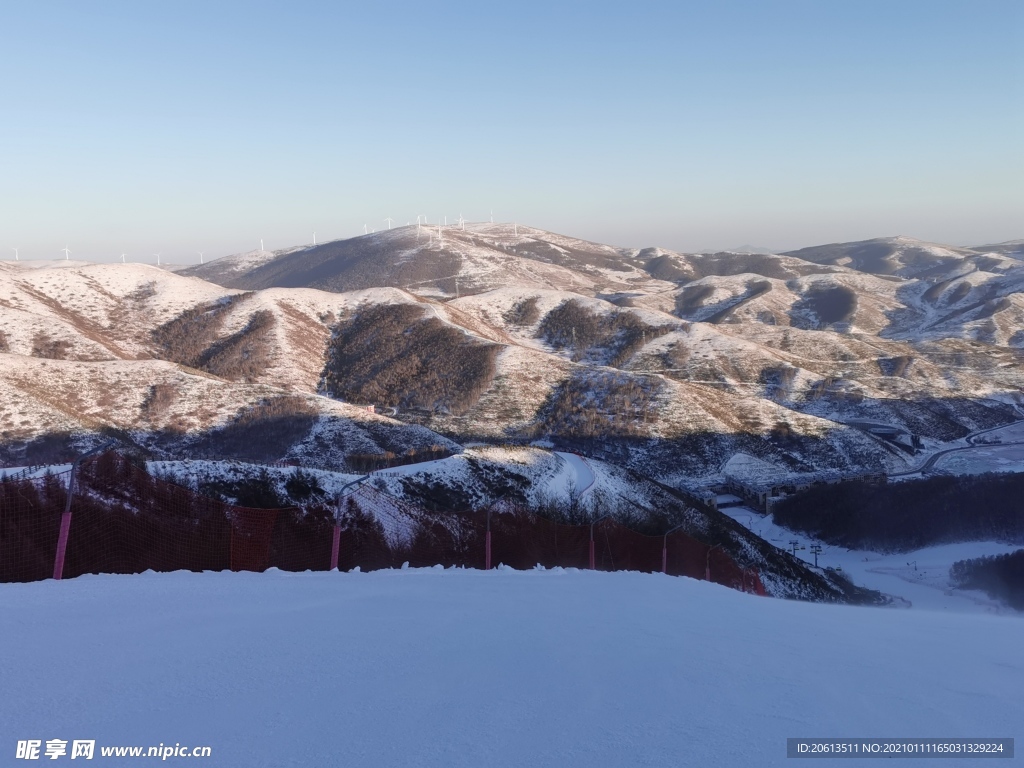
[0,452,767,597]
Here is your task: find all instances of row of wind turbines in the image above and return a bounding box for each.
[6,214,516,265]
[8,246,206,266]
[9,246,78,262]
[362,211,518,240]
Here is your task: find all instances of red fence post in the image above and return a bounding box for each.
[660,525,685,577]
[52,443,116,581]
[330,525,341,571]
[485,508,492,570]
[52,512,72,581]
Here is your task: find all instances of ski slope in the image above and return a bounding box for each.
[721,506,1021,614]
[1,568,1020,767]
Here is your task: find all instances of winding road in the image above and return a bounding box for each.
[890,419,1024,476]
[555,452,596,499]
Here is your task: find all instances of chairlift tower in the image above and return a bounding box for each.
[809,544,822,567]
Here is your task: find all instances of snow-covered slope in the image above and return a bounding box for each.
[178,244,310,285]
[189,223,681,298]
[782,235,979,278]
[2,568,1020,767]
[0,353,458,467]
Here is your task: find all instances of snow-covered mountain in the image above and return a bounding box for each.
[782,235,979,278]
[2,228,1022,484]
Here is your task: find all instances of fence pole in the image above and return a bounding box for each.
[589,521,595,570]
[53,441,115,581]
[53,510,73,581]
[330,525,341,571]
[331,475,370,572]
[485,508,492,570]
[661,524,685,576]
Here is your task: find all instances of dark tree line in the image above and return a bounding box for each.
[199,309,276,382]
[773,473,1024,553]
[537,298,675,367]
[790,284,857,330]
[950,550,1024,610]
[198,396,319,462]
[151,294,275,382]
[322,303,499,415]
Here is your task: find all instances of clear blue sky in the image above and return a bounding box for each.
[1,0,1021,262]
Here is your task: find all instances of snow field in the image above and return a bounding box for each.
[1,568,1020,767]
[721,505,1022,614]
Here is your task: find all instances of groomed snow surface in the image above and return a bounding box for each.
[2,569,1021,767]
[721,507,1022,614]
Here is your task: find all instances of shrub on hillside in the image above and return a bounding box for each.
[503,296,541,327]
[759,365,798,402]
[537,370,662,439]
[141,383,178,423]
[31,333,73,360]
[199,469,286,509]
[284,468,324,501]
[878,356,915,377]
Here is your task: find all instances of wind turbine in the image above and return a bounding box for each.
[12,247,18,261]
[154,253,162,266]
[384,217,393,230]
[490,209,493,223]
[364,223,368,235]
[198,251,205,264]
[121,253,126,264]
[313,232,317,245]
[437,223,442,243]
[260,239,264,252]
[458,213,465,231]
[61,246,71,260]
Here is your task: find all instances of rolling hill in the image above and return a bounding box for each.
[1,227,1022,489]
